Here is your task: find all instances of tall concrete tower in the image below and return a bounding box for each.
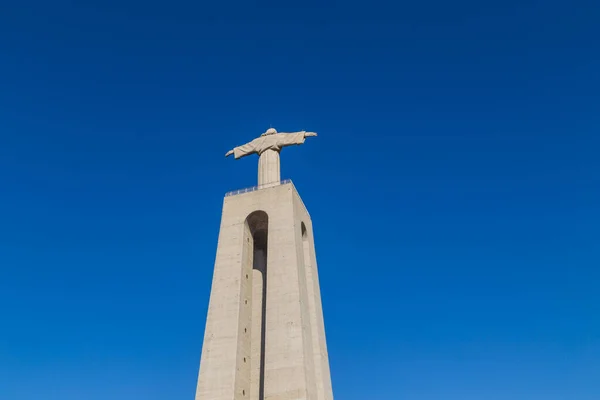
[194,129,334,400]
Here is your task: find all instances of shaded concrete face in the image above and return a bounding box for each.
[195,183,333,400]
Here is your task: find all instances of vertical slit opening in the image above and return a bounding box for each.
[247,211,268,400]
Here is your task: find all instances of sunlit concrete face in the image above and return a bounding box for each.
[195,182,333,400]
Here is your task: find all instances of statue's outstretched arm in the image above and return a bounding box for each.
[274,131,318,149]
[225,139,258,159]
[281,131,317,137]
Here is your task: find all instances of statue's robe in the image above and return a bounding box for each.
[232,132,306,159]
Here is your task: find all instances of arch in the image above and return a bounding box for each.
[247,210,268,233]
[247,210,268,253]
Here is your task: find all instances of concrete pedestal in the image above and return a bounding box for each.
[195,182,333,400]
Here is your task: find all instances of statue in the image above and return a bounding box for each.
[225,128,317,186]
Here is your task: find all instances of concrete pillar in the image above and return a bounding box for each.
[195,182,334,400]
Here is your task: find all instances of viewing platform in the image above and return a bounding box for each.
[225,179,292,197]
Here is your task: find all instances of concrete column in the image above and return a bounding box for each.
[196,183,334,400]
[257,149,280,187]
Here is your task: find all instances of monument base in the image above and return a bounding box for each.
[195,182,333,400]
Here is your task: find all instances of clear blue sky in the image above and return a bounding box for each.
[1,1,598,399]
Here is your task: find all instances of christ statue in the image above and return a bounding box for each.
[225,128,317,186]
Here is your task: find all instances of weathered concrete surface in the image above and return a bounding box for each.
[195,182,333,400]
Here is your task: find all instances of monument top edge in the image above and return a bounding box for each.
[224,179,293,198]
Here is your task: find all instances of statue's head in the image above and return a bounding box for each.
[261,128,277,136]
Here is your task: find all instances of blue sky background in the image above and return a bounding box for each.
[1,1,599,399]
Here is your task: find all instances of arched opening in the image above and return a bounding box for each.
[246,210,268,400]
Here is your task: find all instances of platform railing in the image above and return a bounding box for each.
[225,179,292,197]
